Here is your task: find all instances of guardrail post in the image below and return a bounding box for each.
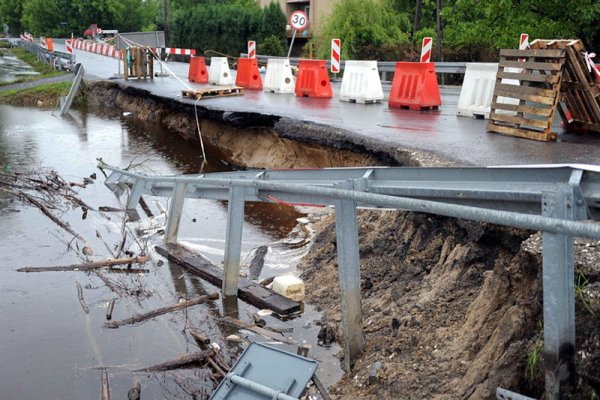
[165,182,187,244]
[542,185,578,399]
[334,180,365,372]
[223,186,245,298]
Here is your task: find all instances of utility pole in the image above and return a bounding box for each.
[435,0,444,84]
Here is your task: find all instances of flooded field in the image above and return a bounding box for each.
[0,49,39,83]
[0,104,342,399]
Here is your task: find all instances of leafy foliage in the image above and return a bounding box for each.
[170,0,287,56]
[312,0,411,61]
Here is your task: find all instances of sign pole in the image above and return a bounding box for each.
[287,29,297,59]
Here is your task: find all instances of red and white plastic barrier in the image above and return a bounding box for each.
[420,37,432,63]
[65,38,73,54]
[331,38,341,73]
[248,41,256,59]
[164,48,196,56]
[40,36,47,49]
[519,33,529,50]
[73,39,122,59]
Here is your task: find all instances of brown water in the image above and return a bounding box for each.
[0,105,342,399]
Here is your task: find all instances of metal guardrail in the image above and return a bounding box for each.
[240,53,467,80]
[59,63,84,116]
[101,163,600,400]
[16,40,75,71]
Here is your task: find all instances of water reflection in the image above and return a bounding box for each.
[0,49,39,83]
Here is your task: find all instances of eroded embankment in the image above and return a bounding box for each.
[85,80,600,399]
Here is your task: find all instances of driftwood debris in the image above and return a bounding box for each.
[221,316,297,346]
[76,281,89,314]
[19,191,85,241]
[101,370,110,400]
[190,330,211,350]
[136,349,215,372]
[104,293,219,329]
[16,255,149,272]
[95,272,127,297]
[106,298,116,320]
[127,380,141,400]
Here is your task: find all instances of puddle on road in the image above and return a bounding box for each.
[0,104,342,399]
[0,49,39,83]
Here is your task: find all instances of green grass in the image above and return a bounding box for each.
[576,269,596,316]
[526,340,543,382]
[0,47,64,87]
[0,81,71,100]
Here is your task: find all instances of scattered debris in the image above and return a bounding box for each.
[76,280,89,314]
[106,298,116,320]
[104,293,219,329]
[127,379,141,400]
[248,245,268,280]
[136,349,215,372]
[16,255,150,272]
[101,370,110,400]
[272,275,305,301]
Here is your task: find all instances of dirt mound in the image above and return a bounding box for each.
[299,209,600,399]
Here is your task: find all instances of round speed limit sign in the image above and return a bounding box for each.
[289,10,309,31]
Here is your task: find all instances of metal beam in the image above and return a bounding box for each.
[542,184,579,399]
[334,180,365,372]
[222,186,245,298]
[164,182,186,243]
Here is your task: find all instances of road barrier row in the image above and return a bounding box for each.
[72,39,122,59]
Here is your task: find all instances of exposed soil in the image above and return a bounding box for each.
[298,210,600,399]
[84,79,600,399]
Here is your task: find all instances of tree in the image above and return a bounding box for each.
[0,0,24,35]
[312,0,411,60]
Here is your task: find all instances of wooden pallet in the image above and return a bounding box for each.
[155,243,301,315]
[123,47,154,81]
[531,39,600,133]
[181,86,244,100]
[487,48,566,141]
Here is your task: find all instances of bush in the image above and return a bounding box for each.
[257,35,286,57]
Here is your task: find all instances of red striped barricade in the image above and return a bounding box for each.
[295,59,332,98]
[420,37,432,63]
[388,62,441,110]
[248,41,256,59]
[331,39,340,73]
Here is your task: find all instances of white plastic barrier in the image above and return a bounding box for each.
[208,57,234,86]
[339,60,384,103]
[264,58,295,94]
[457,63,520,119]
[457,63,498,118]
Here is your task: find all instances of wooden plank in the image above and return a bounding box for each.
[495,82,557,98]
[530,39,583,51]
[565,46,600,120]
[499,49,565,58]
[571,120,600,133]
[155,243,301,315]
[498,71,560,84]
[181,86,244,100]
[499,60,563,72]
[490,102,553,117]
[487,123,556,142]
[489,112,551,129]
[493,88,556,105]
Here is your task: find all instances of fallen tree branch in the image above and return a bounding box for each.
[136,349,214,372]
[101,370,110,400]
[16,255,149,272]
[95,272,127,297]
[106,298,116,320]
[105,293,219,329]
[76,281,89,314]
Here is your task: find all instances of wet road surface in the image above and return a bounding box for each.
[51,40,600,167]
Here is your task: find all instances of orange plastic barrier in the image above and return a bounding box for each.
[295,60,332,98]
[46,38,54,52]
[235,58,262,90]
[388,62,441,110]
[188,56,208,83]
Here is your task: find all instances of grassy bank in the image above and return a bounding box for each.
[0,81,73,107]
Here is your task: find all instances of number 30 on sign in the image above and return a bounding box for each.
[289,10,309,31]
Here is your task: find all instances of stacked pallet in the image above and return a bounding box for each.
[532,39,600,134]
[487,39,600,141]
[123,47,154,80]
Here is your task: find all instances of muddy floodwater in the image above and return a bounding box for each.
[0,49,39,83]
[0,104,342,399]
